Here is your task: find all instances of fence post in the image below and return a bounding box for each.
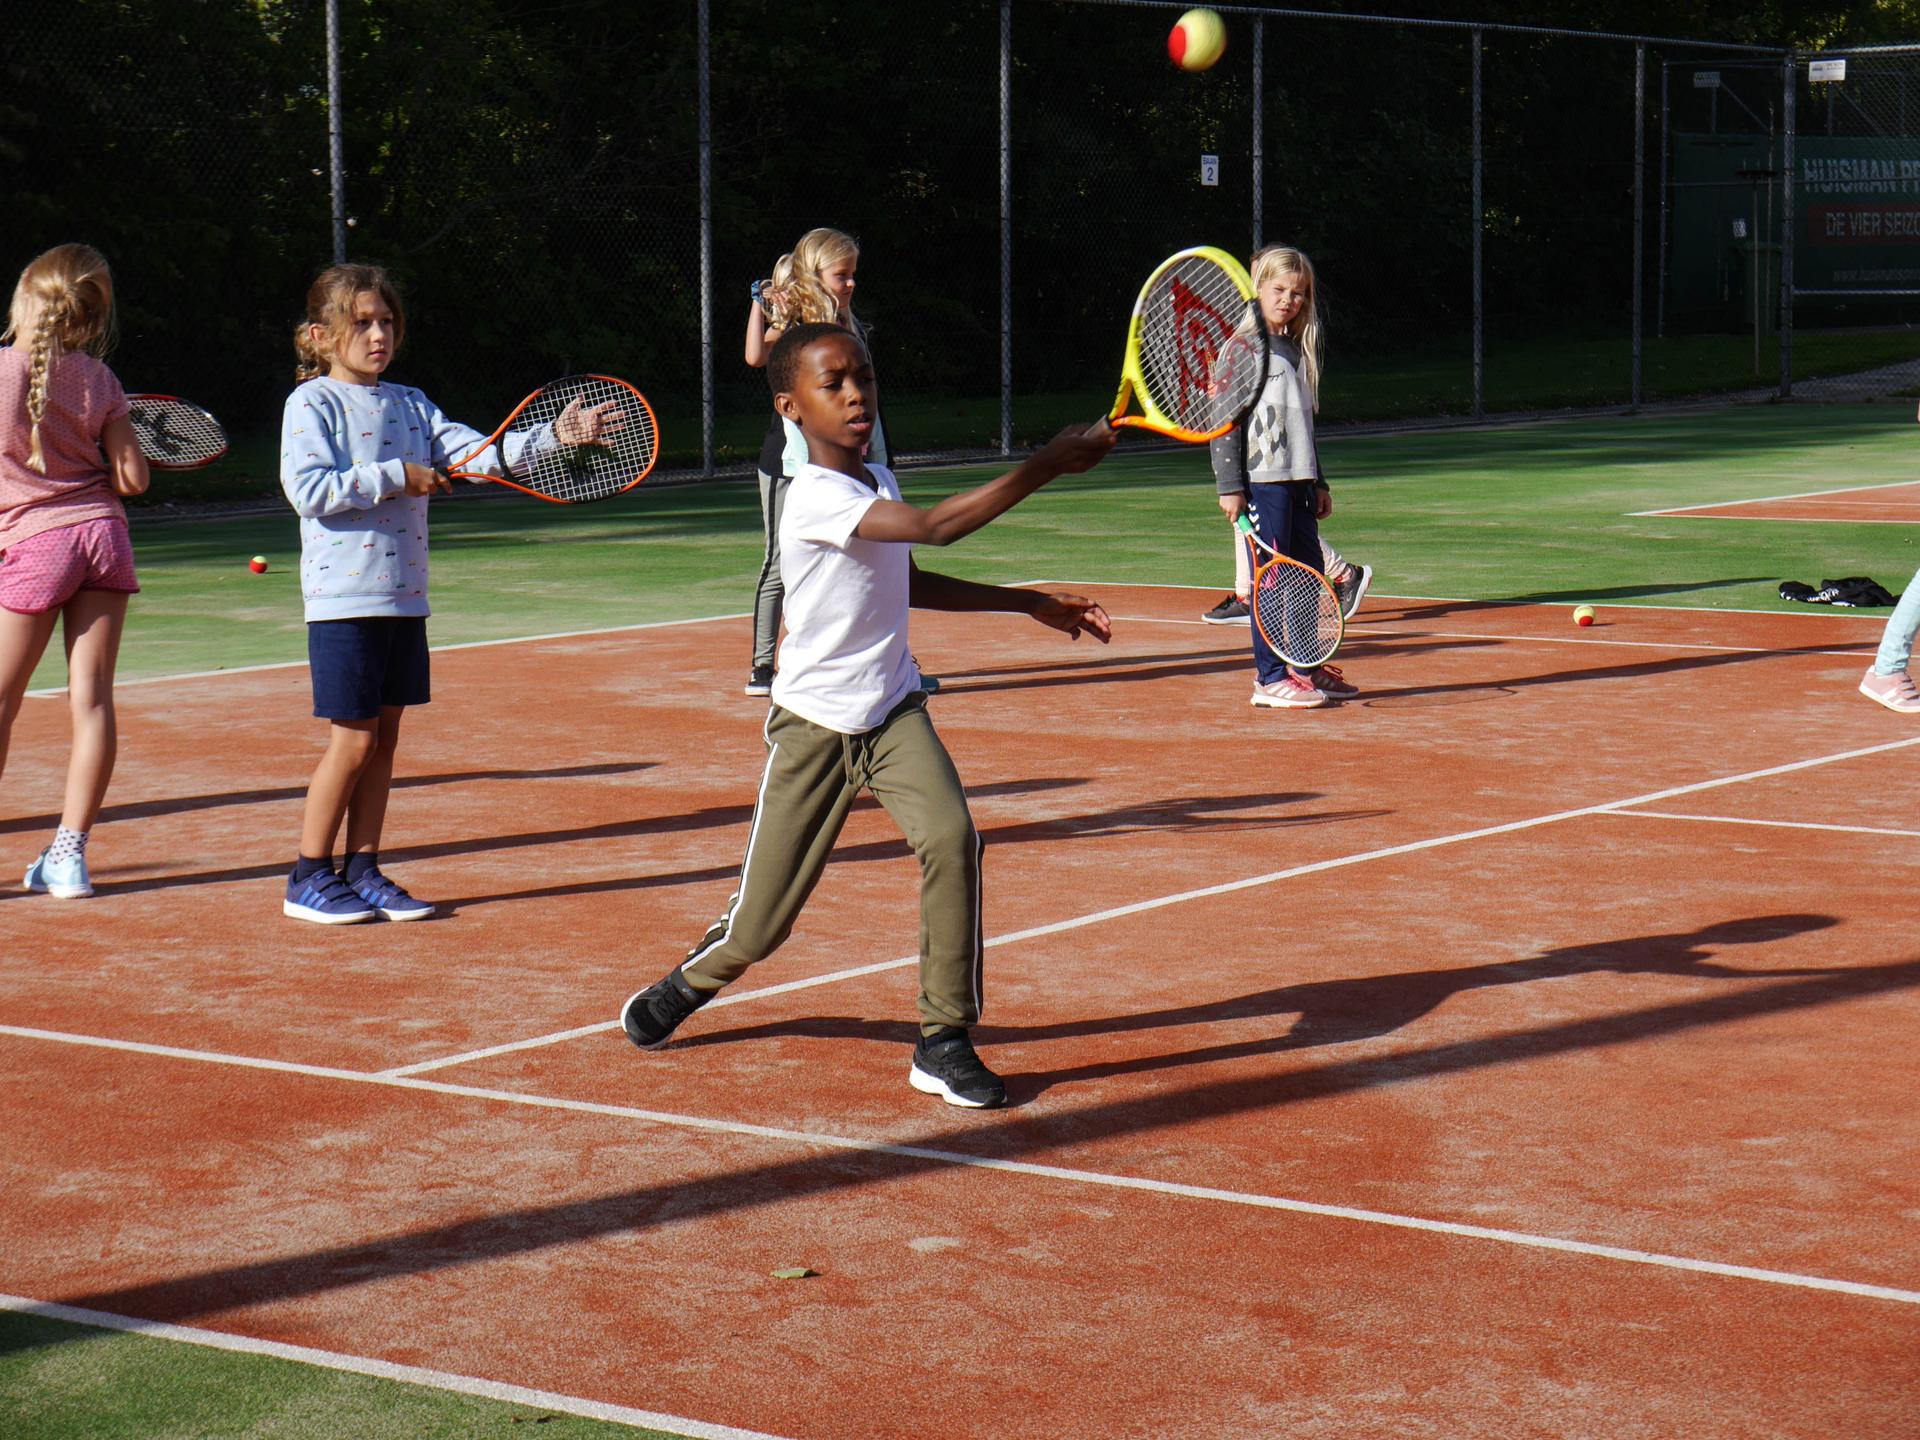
[1780,51,1795,400]
[1252,17,1264,251]
[1000,0,1013,457]
[1632,41,1645,413]
[1657,59,1668,340]
[325,0,346,262]
[1471,29,1483,419]
[697,0,714,477]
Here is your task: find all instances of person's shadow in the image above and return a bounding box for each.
[681,913,1843,1102]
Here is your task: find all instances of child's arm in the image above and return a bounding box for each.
[1209,429,1248,521]
[99,414,150,497]
[908,564,1111,643]
[743,284,786,368]
[281,394,444,517]
[852,424,1115,547]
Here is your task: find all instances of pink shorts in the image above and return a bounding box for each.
[0,517,140,615]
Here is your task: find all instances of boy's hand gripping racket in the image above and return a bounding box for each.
[445,374,657,504]
[1094,245,1267,443]
[126,395,229,469]
[1235,514,1344,669]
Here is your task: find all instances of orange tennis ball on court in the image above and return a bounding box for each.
[1573,605,1596,627]
[249,555,269,574]
[1169,8,1227,71]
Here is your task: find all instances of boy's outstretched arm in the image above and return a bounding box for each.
[909,564,1111,643]
[853,424,1116,547]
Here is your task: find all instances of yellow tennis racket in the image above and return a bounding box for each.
[1094,246,1266,443]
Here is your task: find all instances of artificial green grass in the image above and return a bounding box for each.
[125,328,1920,507]
[39,400,1916,694]
[0,1311,683,1440]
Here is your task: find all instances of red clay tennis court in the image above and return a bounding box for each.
[4,587,1917,1438]
[1640,478,1920,524]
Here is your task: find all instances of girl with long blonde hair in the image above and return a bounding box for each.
[1207,244,1367,709]
[0,243,150,898]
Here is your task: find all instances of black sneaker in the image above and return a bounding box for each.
[620,969,711,1050]
[743,666,774,697]
[1201,595,1249,625]
[909,1027,1007,1108]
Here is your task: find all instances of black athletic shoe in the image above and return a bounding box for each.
[743,666,774,697]
[909,1027,1007,1108]
[1201,595,1249,625]
[621,969,711,1050]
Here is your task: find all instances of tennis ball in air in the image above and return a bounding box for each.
[1169,8,1227,71]
[249,555,269,574]
[1573,605,1596,627]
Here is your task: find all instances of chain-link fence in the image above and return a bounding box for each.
[5,1,1915,492]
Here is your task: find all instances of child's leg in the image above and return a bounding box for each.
[56,589,129,833]
[862,698,983,1036]
[749,470,790,676]
[1232,526,1251,600]
[343,705,405,862]
[1872,566,1920,675]
[299,719,378,861]
[1317,537,1353,584]
[679,705,860,990]
[0,606,60,786]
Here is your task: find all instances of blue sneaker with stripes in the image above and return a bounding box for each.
[347,868,435,921]
[284,868,375,924]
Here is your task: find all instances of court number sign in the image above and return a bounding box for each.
[1200,154,1219,187]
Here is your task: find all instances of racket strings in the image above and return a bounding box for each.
[1136,257,1262,433]
[1253,557,1342,668]
[128,398,227,468]
[506,376,656,503]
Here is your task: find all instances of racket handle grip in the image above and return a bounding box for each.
[1085,416,1113,439]
[1232,514,1254,535]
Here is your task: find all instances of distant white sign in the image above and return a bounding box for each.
[1201,154,1220,187]
[1731,218,1748,238]
[1693,71,1721,89]
[1809,58,1848,83]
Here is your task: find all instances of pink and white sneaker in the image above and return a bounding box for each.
[1860,667,1920,713]
[1251,673,1329,709]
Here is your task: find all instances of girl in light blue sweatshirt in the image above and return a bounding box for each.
[276,263,537,924]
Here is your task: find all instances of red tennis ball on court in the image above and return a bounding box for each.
[1573,605,1596,627]
[1169,8,1227,72]
[249,555,269,574]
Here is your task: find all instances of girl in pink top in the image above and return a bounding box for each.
[0,244,150,898]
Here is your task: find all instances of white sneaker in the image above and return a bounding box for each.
[24,849,92,898]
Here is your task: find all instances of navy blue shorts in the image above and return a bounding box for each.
[308,617,430,721]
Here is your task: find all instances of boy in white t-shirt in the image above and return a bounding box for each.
[620,322,1115,1107]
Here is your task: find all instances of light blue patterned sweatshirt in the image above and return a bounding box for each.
[279,376,533,622]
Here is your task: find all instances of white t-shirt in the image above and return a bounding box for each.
[772,461,922,733]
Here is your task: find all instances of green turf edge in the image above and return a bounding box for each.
[0,1309,717,1440]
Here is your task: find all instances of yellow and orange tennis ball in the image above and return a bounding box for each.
[1169,8,1227,72]
[1573,605,1596,627]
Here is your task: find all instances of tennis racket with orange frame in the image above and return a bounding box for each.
[1092,245,1267,442]
[1234,514,1344,669]
[126,394,228,469]
[444,374,657,504]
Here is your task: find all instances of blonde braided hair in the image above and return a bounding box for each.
[5,244,116,474]
[761,228,858,331]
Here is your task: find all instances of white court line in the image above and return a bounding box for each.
[383,732,1920,1078]
[1630,477,1920,516]
[3,1025,1915,1309]
[1606,810,1920,840]
[24,611,747,698]
[0,1293,794,1440]
[1137,616,1876,659]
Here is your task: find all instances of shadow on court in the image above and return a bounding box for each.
[0,762,658,837]
[20,914,1916,1344]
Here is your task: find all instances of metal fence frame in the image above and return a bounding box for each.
[302,3,1919,472]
